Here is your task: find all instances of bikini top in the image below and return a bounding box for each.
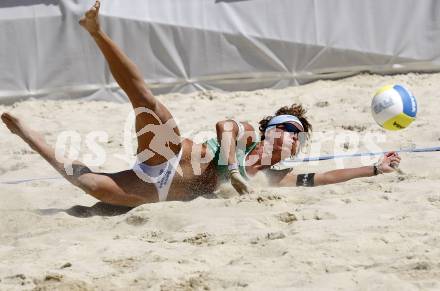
[205,120,259,182]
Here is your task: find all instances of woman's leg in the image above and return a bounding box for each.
[1,112,154,207]
[79,1,181,166]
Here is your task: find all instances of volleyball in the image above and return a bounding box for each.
[371,85,417,130]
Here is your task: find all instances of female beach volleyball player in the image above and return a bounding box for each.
[1,1,401,207]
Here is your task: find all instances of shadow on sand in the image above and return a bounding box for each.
[37,202,133,218]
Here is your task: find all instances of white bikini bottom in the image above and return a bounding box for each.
[132,150,182,202]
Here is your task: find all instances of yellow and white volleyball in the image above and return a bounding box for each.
[371,85,417,130]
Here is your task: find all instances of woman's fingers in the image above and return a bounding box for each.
[384,152,401,162]
[389,156,401,169]
[379,152,402,172]
[385,151,400,157]
[388,158,400,166]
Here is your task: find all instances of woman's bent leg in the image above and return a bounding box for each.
[80,1,181,166]
[1,112,154,207]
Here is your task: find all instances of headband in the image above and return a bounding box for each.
[265,115,303,132]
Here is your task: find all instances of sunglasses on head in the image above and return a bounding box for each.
[276,123,303,134]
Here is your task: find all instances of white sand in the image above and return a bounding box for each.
[1,73,440,290]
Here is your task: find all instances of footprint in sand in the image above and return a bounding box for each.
[427,194,440,204]
[161,272,211,291]
[32,274,90,290]
[266,231,286,240]
[102,256,140,270]
[3,274,30,287]
[277,212,298,224]
[124,214,149,226]
[183,233,212,245]
[298,210,337,221]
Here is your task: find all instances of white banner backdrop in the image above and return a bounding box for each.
[0,0,439,103]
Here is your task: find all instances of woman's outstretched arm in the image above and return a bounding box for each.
[276,152,401,187]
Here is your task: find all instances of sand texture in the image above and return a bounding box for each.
[1,73,440,290]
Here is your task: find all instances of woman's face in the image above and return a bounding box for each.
[265,122,304,159]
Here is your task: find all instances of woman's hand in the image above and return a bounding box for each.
[377,152,401,174]
[229,169,252,194]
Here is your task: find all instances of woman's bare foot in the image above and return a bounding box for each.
[1,112,45,150]
[79,0,101,35]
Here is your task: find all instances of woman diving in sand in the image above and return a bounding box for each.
[1,1,401,207]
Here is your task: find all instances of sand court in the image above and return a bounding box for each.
[1,73,440,290]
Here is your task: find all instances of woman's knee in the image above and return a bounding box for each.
[84,184,124,205]
[80,178,146,207]
[131,89,157,109]
[76,173,99,193]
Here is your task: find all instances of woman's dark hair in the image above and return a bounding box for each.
[258,104,312,142]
